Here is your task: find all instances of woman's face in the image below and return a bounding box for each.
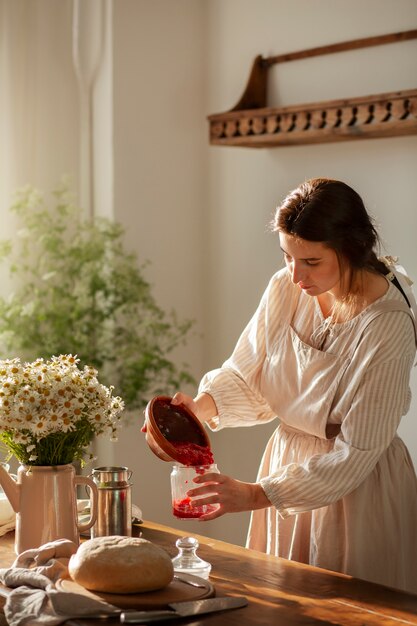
[279,232,345,298]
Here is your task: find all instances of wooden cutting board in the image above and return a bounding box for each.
[57,573,215,609]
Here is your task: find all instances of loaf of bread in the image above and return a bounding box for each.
[68,535,174,593]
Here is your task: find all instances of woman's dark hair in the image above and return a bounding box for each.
[272,178,387,282]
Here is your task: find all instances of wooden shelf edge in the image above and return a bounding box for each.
[208,89,417,148]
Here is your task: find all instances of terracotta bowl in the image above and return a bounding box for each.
[144,395,211,463]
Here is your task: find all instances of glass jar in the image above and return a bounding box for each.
[170,463,220,519]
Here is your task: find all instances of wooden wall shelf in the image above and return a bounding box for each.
[208,30,417,148]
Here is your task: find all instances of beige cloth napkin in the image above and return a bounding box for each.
[0,539,120,626]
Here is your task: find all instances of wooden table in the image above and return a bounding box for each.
[1,521,417,625]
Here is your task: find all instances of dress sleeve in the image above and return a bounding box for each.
[198,270,295,430]
[260,310,416,517]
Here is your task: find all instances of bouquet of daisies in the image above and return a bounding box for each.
[0,354,124,466]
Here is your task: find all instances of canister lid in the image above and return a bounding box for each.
[91,466,132,488]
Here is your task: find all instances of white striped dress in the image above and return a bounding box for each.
[199,268,417,593]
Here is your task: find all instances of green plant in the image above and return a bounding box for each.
[0,182,195,411]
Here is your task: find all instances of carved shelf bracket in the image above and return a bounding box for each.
[208,30,417,148]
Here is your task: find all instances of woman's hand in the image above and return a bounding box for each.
[141,390,216,433]
[171,392,200,418]
[172,391,218,425]
[186,472,271,521]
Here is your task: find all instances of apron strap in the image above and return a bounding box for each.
[379,257,417,339]
[349,300,417,355]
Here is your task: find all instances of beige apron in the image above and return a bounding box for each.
[259,299,414,438]
[247,298,417,592]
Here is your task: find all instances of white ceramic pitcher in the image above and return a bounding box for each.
[0,463,98,554]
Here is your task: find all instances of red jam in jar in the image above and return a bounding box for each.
[170,463,220,519]
[172,496,218,519]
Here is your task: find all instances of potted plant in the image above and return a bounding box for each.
[0,182,195,414]
[0,353,126,551]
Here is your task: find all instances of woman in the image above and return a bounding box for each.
[171,178,417,593]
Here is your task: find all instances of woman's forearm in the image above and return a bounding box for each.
[192,392,218,424]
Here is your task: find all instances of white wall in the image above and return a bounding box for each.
[0,0,78,293]
[110,0,417,547]
[110,0,211,538]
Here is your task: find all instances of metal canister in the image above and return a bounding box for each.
[90,466,133,538]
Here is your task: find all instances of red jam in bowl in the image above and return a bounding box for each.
[145,396,214,466]
[172,442,214,466]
